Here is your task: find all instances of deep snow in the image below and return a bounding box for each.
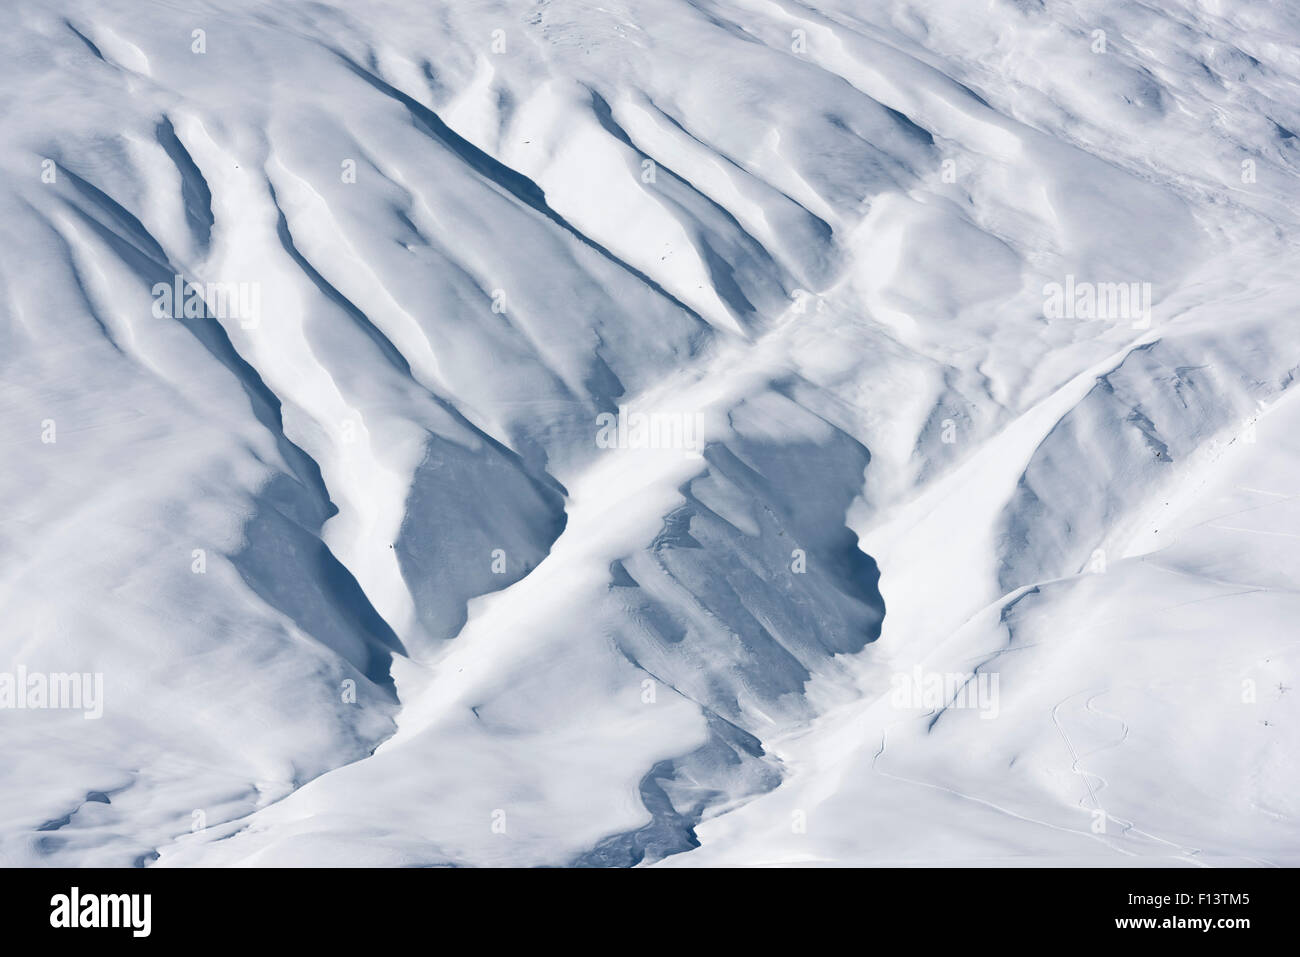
[0,0,1297,866]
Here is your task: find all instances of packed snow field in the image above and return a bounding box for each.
[1,0,1297,866]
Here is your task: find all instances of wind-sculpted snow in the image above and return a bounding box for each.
[0,0,1297,866]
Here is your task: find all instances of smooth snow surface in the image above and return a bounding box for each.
[1,0,1298,866]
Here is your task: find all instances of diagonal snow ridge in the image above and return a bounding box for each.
[0,0,1297,866]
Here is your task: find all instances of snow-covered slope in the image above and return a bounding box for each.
[1,0,1297,866]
